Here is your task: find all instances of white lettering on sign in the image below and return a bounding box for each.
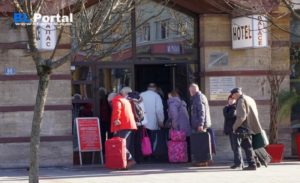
[4,67,16,75]
[232,15,268,49]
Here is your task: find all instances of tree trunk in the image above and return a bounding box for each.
[269,92,279,144]
[29,72,50,183]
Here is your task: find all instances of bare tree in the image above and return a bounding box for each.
[8,0,169,182]
[267,68,289,144]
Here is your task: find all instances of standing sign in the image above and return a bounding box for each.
[232,15,268,49]
[76,117,103,165]
[210,77,236,100]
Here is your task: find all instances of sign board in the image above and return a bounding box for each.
[4,67,16,75]
[232,15,268,49]
[36,22,57,51]
[76,117,103,165]
[167,43,181,54]
[210,77,236,100]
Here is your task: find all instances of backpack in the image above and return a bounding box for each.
[130,100,144,122]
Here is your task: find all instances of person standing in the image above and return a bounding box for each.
[189,83,212,166]
[127,91,148,163]
[189,83,212,132]
[230,87,265,171]
[140,83,164,136]
[223,94,240,169]
[111,87,137,168]
[167,90,192,136]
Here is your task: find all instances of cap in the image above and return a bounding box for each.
[230,87,242,94]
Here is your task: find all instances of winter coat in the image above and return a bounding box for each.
[167,97,192,136]
[223,104,236,135]
[233,94,264,135]
[110,95,137,133]
[140,90,164,130]
[190,91,212,130]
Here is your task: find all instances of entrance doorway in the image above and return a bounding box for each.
[135,63,189,102]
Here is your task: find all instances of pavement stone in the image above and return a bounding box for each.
[0,161,300,183]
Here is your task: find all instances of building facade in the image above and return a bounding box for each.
[0,0,293,167]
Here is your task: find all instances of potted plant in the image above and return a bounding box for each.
[278,90,300,160]
[266,68,288,163]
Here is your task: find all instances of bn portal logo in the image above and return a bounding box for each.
[13,12,32,24]
[13,12,73,26]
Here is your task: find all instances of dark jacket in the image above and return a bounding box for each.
[223,104,236,135]
[190,91,211,130]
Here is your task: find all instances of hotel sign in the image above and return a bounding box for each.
[232,15,268,49]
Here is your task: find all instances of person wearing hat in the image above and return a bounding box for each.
[230,87,265,171]
[111,86,137,168]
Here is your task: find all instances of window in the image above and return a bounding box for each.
[139,24,150,42]
[155,20,169,40]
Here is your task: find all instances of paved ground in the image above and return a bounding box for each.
[1,161,300,183]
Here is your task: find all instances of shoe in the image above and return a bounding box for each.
[230,165,243,170]
[126,160,136,169]
[243,165,257,171]
[193,162,208,167]
[256,162,261,168]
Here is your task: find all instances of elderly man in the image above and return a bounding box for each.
[230,87,264,171]
[111,86,137,168]
[189,83,211,132]
[189,83,212,166]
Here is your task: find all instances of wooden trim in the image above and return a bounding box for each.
[204,70,269,76]
[199,41,231,47]
[0,74,71,81]
[0,135,73,143]
[199,40,290,47]
[271,41,290,47]
[209,100,270,106]
[203,70,289,77]
[0,105,72,112]
[0,43,70,49]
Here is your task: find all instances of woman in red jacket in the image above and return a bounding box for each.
[111,86,137,167]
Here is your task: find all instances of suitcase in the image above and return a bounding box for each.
[168,141,188,163]
[190,132,212,163]
[105,137,127,169]
[255,147,272,167]
[151,129,169,162]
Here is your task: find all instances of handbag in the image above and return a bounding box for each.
[170,129,186,142]
[252,130,269,149]
[141,128,152,156]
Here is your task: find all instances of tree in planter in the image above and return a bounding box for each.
[267,69,289,144]
[8,0,170,182]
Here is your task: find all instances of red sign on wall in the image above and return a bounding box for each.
[76,117,102,152]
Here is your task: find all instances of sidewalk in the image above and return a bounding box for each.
[1,161,300,183]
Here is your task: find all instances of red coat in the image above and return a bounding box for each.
[111,95,137,133]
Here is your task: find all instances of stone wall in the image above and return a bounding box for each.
[199,14,291,161]
[0,18,73,168]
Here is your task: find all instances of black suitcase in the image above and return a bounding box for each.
[151,129,169,162]
[190,132,212,163]
[255,147,272,167]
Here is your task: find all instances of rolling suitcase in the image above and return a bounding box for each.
[105,137,127,169]
[168,141,188,163]
[190,132,212,163]
[255,147,272,167]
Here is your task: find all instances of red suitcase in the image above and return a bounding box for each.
[105,137,127,169]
